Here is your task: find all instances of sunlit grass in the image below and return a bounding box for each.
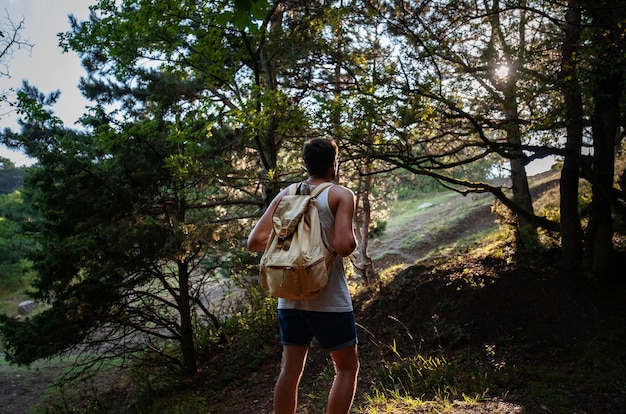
[361,391,433,413]
[396,193,496,251]
[0,354,71,374]
[386,192,457,230]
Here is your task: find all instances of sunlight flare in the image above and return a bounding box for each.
[494,64,510,81]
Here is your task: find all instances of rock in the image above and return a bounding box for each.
[17,300,36,316]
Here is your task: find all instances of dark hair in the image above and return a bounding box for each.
[302,138,338,177]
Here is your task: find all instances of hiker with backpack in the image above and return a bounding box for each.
[247,138,359,414]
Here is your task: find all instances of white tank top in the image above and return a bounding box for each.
[277,185,353,312]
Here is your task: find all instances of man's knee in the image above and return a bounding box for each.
[331,346,359,374]
[281,345,309,372]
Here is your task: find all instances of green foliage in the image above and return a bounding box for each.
[119,358,192,413]
[0,76,259,373]
[369,218,387,239]
[2,1,625,405]
[2,0,302,376]
[226,0,270,31]
[217,287,278,382]
[27,356,128,414]
[36,399,110,414]
[0,190,37,292]
[138,392,207,414]
[108,286,278,413]
[393,171,433,200]
[371,335,491,406]
[375,352,458,400]
[0,157,24,194]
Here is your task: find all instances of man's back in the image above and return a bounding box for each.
[247,180,356,256]
[277,186,353,312]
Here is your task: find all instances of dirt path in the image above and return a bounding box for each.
[0,361,66,414]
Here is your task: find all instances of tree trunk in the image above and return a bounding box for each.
[503,90,537,248]
[559,0,584,270]
[584,77,618,275]
[353,160,376,284]
[488,0,537,248]
[582,1,624,277]
[178,261,197,376]
[256,3,284,204]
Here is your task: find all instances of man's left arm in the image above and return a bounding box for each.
[332,187,357,257]
[247,189,287,251]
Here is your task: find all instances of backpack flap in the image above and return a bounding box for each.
[272,195,313,248]
[271,181,332,246]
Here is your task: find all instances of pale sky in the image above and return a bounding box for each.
[1,0,93,166]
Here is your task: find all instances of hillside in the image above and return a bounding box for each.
[205,168,626,414]
[2,168,625,413]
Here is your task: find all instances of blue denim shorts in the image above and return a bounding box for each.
[278,309,357,351]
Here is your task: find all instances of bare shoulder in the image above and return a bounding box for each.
[329,184,355,201]
[327,184,355,215]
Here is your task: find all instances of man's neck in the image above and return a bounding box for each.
[305,176,332,186]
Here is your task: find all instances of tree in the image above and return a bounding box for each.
[307,3,374,283]
[0,11,32,114]
[0,188,37,291]
[0,157,28,290]
[556,0,626,275]
[0,156,24,194]
[3,0,625,379]
[0,80,241,376]
[358,0,565,248]
[580,0,626,275]
[559,0,584,269]
[0,0,351,374]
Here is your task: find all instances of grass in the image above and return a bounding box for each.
[27,356,127,414]
[380,189,499,259]
[0,355,95,414]
[371,191,498,265]
[385,192,458,231]
[0,291,30,317]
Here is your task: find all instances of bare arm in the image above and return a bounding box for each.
[247,188,289,251]
[332,186,357,257]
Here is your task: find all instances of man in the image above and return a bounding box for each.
[247,138,359,414]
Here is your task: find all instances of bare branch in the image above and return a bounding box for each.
[0,11,33,78]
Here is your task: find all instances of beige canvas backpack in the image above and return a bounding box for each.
[259,182,335,299]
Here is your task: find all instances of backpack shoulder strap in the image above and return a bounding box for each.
[309,182,334,198]
[286,183,300,195]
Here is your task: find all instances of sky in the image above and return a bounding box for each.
[1,0,93,166]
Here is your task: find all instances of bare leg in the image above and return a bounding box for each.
[274,345,309,414]
[326,345,359,414]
